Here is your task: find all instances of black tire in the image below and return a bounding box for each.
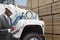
[23,33,42,40]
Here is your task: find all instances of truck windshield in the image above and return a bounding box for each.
[0,0,14,4]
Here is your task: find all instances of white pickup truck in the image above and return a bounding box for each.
[0,0,45,40]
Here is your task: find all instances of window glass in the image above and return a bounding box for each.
[0,0,14,4]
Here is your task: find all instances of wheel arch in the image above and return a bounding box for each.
[20,25,43,39]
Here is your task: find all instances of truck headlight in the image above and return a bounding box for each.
[26,11,33,19]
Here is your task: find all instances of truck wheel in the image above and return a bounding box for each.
[23,33,42,40]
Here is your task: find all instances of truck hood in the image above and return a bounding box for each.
[16,20,45,28]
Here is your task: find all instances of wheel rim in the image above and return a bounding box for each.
[30,38,38,40]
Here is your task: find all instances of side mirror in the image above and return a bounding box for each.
[40,17,43,20]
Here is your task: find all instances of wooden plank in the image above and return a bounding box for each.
[52,2,60,14]
[39,4,51,16]
[41,16,52,33]
[53,35,60,40]
[54,0,60,2]
[32,8,38,13]
[27,0,32,9]
[54,26,60,34]
[45,25,52,33]
[53,14,60,34]
[32,0,38,8]
[45,34,52,40]
[45,34,60,40]
[39,0,52,6]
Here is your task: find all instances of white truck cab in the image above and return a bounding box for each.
[0,0,45,40]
